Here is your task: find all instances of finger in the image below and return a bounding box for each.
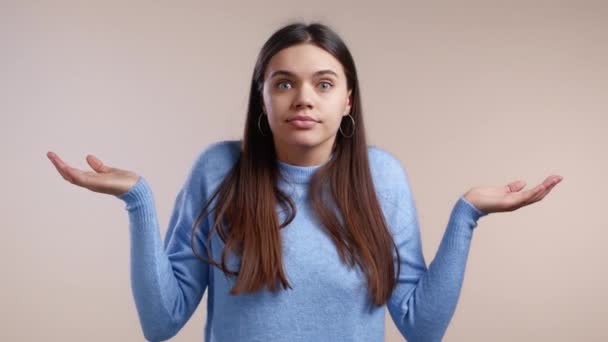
[47,151,68,169]
[534,186,554,202]
[526,185,549,204]
[506,184,542,209]
[47,152,76,183]
[522,176,561,205]
[506,180,526,193]
[86,154,112,173]
[541,175,561,188]
[527,176,563,204]
[47,152,88,185]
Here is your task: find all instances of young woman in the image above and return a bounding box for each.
[47,22,562,342]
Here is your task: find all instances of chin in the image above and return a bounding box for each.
[286,133,334,149]
[287,138,319,148]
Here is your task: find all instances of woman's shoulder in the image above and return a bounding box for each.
[191,140,242,180]
[366,145,411,192]
[197,139,242,163]
[367,145,406,174]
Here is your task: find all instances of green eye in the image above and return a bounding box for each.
[277,81,292,89]
[319,82,333,89]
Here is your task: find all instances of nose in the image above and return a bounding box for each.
[293,83,314,111]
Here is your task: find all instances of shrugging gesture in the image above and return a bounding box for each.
[464,175,563,214]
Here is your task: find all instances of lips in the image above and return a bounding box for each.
[287,115,319,129]
[287,115,319,122]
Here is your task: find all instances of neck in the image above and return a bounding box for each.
[274,138,336,166]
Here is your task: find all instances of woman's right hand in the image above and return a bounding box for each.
[47,151,140,196]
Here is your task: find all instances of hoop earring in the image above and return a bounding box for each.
[258,113,269,137]
[339,113,355,138]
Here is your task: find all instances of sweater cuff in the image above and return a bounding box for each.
[441,196,488,250]
[457,195,488,221]
[115,176,155,212]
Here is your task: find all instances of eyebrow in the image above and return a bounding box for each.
[268,69,339,79]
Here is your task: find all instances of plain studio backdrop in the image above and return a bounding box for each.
[2,1,606,341]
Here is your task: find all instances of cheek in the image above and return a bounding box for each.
[265,94,290,115]
[327,115,344,131]
[322,99,348,123]
[323,91,348,110]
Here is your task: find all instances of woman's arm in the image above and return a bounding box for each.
[117,155,212,341]
[386,192,485,342]
[383,153,561,341]
[47,147,215,341]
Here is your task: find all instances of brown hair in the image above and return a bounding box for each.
[191,22,401,307]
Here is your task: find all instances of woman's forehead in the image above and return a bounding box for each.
[264,44,345,80]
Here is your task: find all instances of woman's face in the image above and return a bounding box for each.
[261,43,352,164]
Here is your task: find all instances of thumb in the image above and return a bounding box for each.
[506,180,526,193]
[86,154,112,173]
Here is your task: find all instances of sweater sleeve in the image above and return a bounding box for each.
[384,161,488,342]
[116,155,212,341]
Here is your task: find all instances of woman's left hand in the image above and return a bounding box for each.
[463,174,563,214]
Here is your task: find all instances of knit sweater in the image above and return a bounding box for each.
[116,140,487,342]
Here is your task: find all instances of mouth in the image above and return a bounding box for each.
[287,115,319,129]
[287,115,320,123]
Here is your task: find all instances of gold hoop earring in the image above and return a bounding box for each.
[258,113,269,137]
[339,113,355,138]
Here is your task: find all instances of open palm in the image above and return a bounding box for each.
[464,175,563,214]
[47,151,140,196]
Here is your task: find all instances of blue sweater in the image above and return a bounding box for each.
[117,140,487,342]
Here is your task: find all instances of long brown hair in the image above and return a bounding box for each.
[191,22,401,307]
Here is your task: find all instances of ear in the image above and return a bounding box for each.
[344,89,353,116]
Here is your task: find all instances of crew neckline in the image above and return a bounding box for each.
[276,153,334,184]
[277,160,322,184]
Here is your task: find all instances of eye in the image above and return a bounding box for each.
[319,81,333,90]
[276,81,292,89]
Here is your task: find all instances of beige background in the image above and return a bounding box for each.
[2,0,606,341]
